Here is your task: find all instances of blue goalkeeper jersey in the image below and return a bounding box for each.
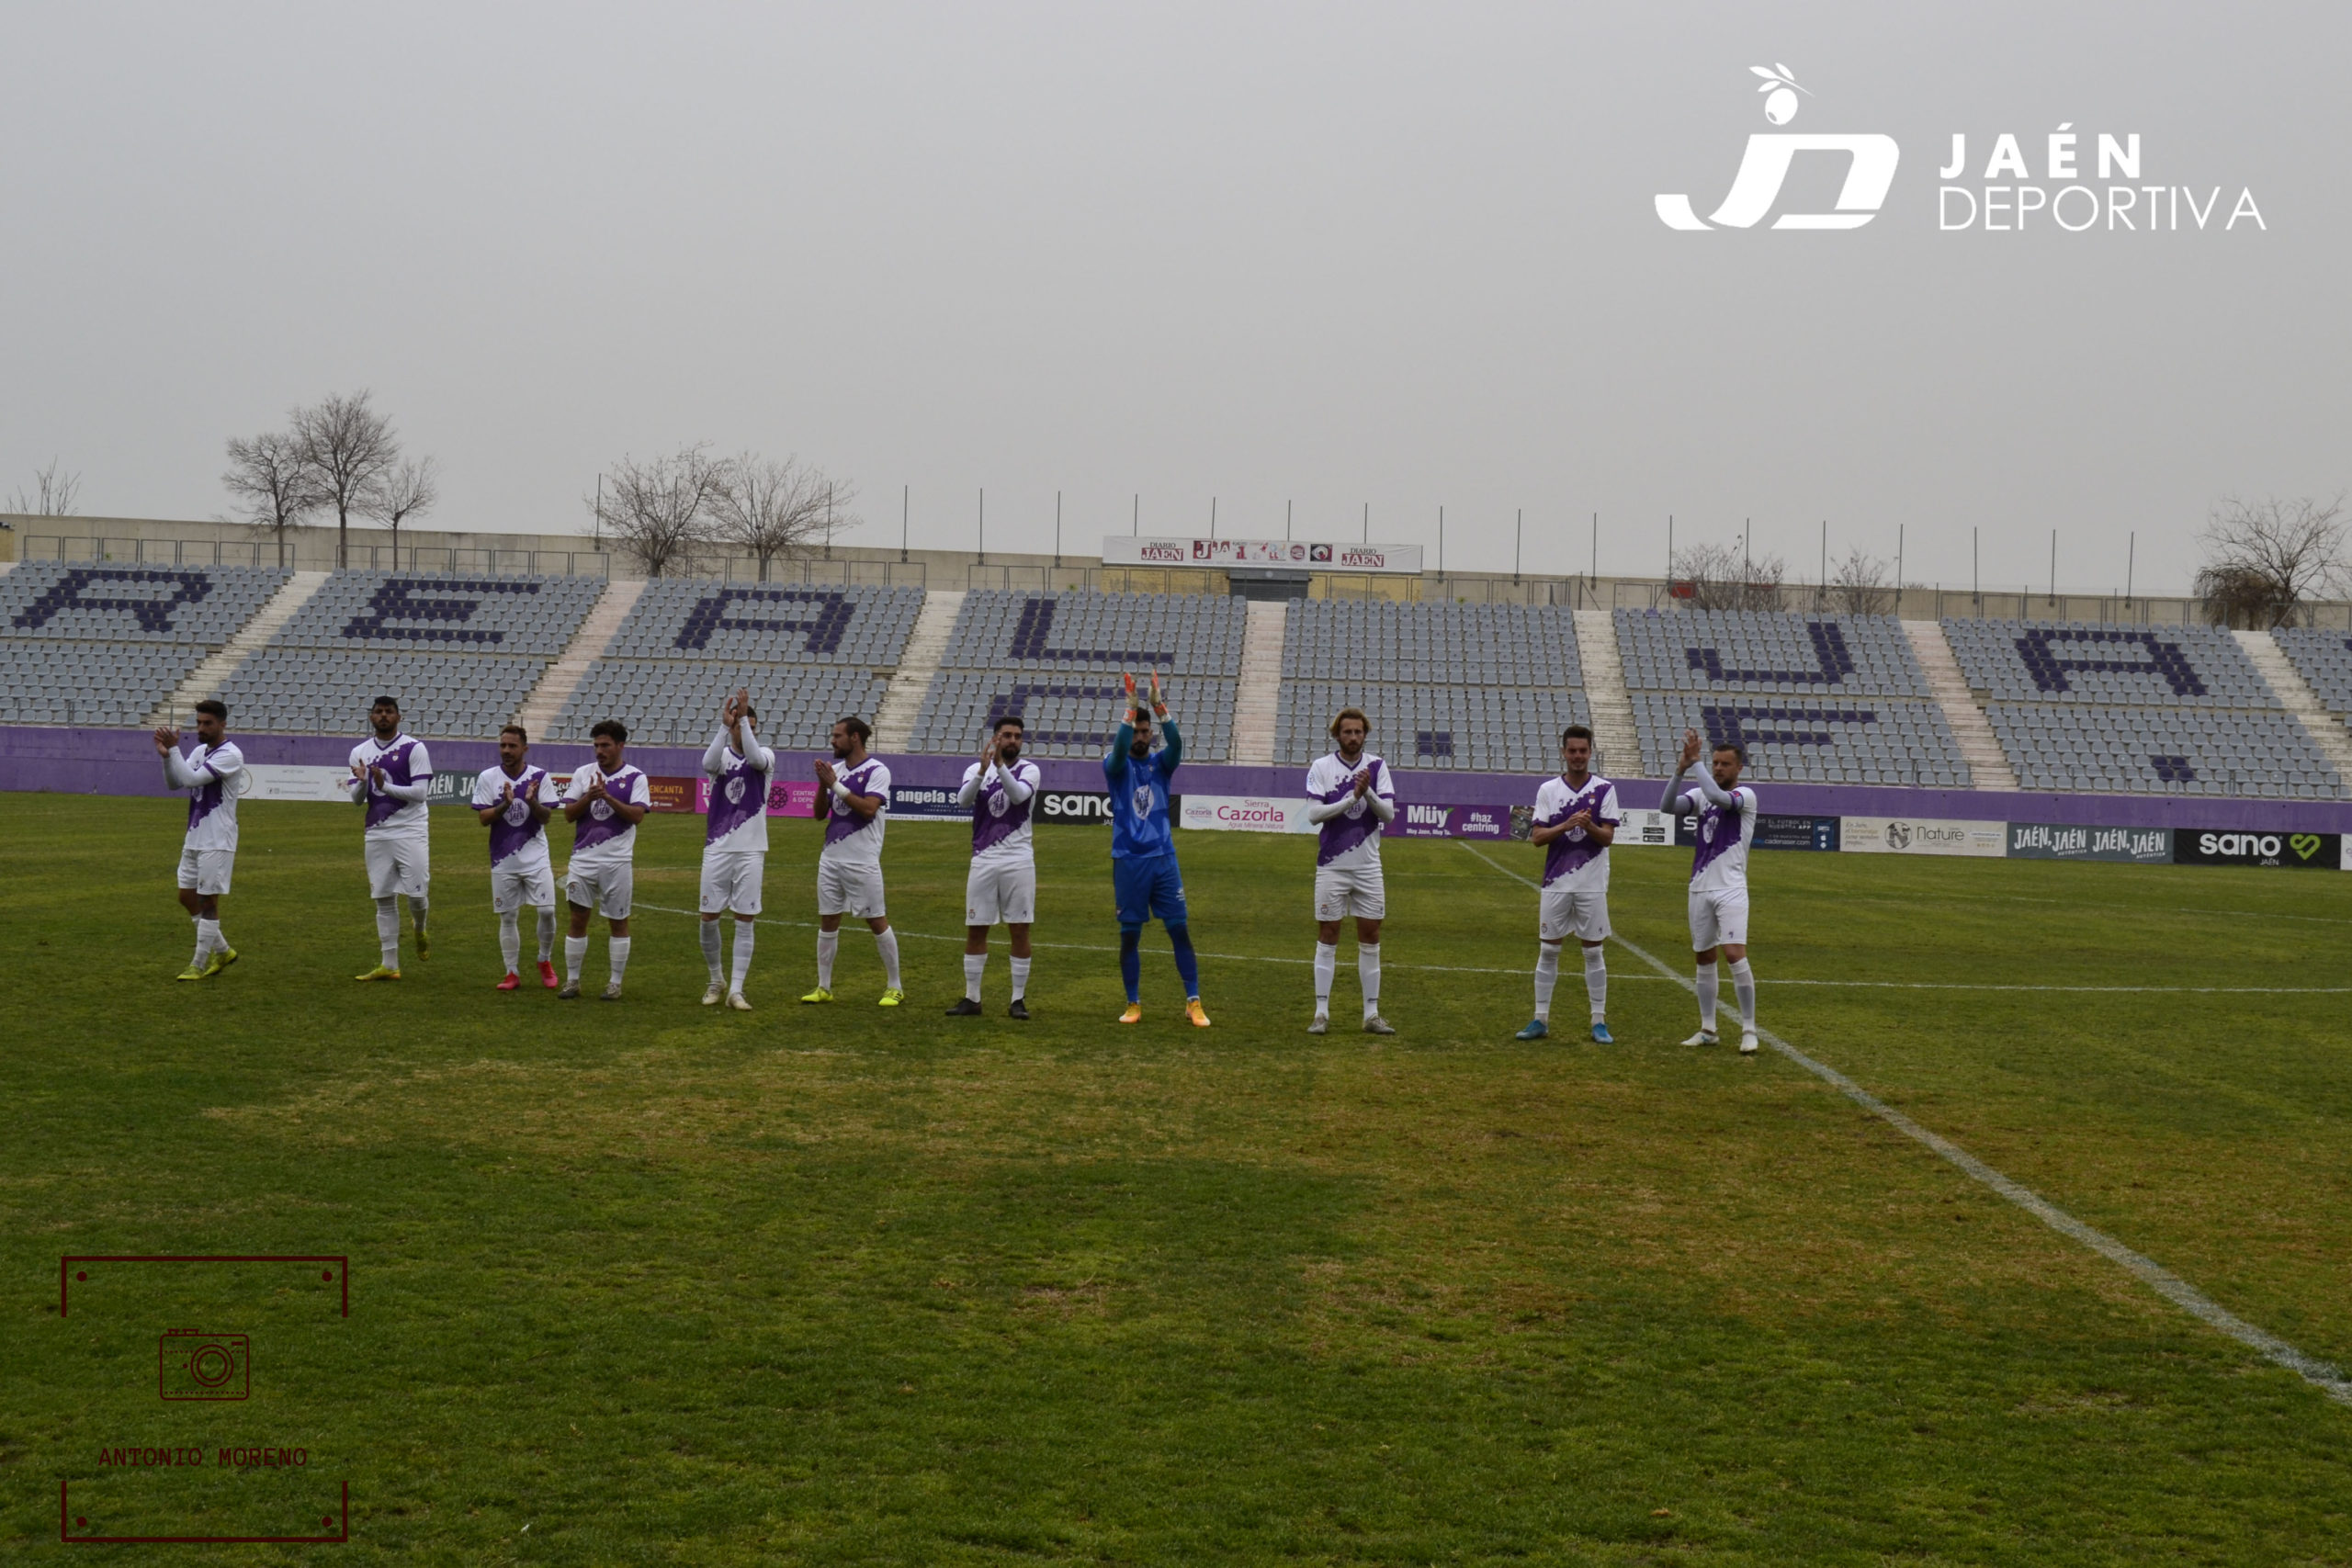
[1103,718,1181,859]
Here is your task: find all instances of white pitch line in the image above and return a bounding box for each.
[634,904,2346,993]
[1455,840,2352,1410]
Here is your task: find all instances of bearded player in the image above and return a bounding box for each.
[1305,706,1396,1036]
[349,695,433,981]
[1516,724,1618,1043]
[471,724,559,991]
[950,715,1042,1018]
[1103,672,1206,1026]
[156,699,247,980]
[1662,727,1760,1055]
[807,714,904,1007]
[698,689,773,1010]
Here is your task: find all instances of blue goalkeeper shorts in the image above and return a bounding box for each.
[1113,852,1188,930]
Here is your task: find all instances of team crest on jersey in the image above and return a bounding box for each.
[725,776,746,806]
[590,797,613,820]
[503,796,531,825]
[987,788,1010,818]
[1131,784,1155,819]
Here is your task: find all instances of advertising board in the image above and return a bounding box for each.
[1178,795,1317,834]
[2172,829,2342,869]
[1839,816,2006,857]
[1037,790,1118,825]
[692,777,820,818]
[886,783,970,820]
[1101,536,1424,574]
[243,764,355,804]
[1393,802,1510,840]
[2006,822,2171,863]
[1677,813,1838,852]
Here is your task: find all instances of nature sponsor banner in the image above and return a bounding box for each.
[2173,828,2343,869]
[1101,536,1424,574]
[2007,822,2171,863]
[1676,812,1839,852]
[692,777,820,818]
[243,764,354,803]
[1178,795,1317,834]
[1839,816,2006,857]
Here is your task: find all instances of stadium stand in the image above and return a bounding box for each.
[910,591,1248,760]
[0,561,291,727]
[1943,620,2342,797]
[2272,626,2352,731]
[222,571,602,737]
[1614,610,1972,785]
[552,583,922,750]
[1272,602,1588,768]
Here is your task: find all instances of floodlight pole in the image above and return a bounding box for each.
[1285,499,1293,541]
[1362,502,1368,543]
[1438,505,1444,575]
[1132,493,1138,536]
[900,484,909,563]
[1210,495,1217,541]
[2049,528,2056,604]
[1054,491,1062,569]
[1513,508,1521,583]
[1591,512,1599,582]
[2126,530,2135,604]
[978,488,985,566]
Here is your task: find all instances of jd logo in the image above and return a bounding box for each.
[2290,833,2322,861]
[1657,64,1900,231]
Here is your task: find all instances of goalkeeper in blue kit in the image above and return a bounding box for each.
[1104,672,1209,1027]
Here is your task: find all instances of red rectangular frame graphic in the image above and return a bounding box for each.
[60,1255,350,1317]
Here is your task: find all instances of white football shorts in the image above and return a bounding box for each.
[567,861,634,919]
[491,856,556,915]
[699,850,766,916]
[1314,861,1386,921]
[818,856,887,919]
[365,835,430,901]
[1688,887,1750,951]
[1540,886,1611,943]
[176,846,234,897]
[965,857,1036,926]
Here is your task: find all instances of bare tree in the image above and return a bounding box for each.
[1824,547,1896,615]
[292,390,401,569]
[1672,539,1785,611]
[707,455,858,581]
[364,456,440,565]
[222,431,328,568]
[8,457,82,515]
[594,446,728,579]
[2195,494,2348,628]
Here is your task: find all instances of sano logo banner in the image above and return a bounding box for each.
[2174,829,2342,869]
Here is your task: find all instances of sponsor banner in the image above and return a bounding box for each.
[2007,822,2171,863]
[427,770,480,807]
[1393,802,1510,840]
[1668,811,1838,851]
[2345,836,2352,872]
[243,764,354,804]
[2174,829,2342,869]
[887,783,970,820]
[1038,789,1125,825]
[1101,536,1424,575]
[693,777,820,818]
[1611,807,1678,848]
[1179,795,1317,834]
[1840,816,2006,857]
[645,775,696,814]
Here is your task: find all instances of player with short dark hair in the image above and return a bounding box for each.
[950,715,1041,1018]
[560,718,649,1000]
[1104,672,1206,1027]
[155,698,245,980]
[808,714,902,1006]
[1519,724,1619,1043]
[698,690,773,1010]
[473,723,559,991]
[1663,728,1760,1054]
[1306,706,1396,1035]
[349,695,432,980]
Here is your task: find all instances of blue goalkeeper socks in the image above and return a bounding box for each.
[1119,928,1142,1003]
[1168,924,1200,1001]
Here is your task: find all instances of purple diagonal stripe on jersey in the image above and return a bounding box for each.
[1688,791,1741,880]
[488,766,547,866]
[970,770,1033,853]
[574,768,641,852]
[187,763,225,832]
[1314,763,1385,867]
[825,761,885,846]
[366,739,425,828]
[706,756,768,843]
[1542,780,1615,885]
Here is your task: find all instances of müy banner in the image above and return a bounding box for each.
[1393,802,1511,840]
[1101,536,1424,574]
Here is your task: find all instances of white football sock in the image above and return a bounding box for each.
[1695,960,1719,1031]
[410,897,429,942]
[729,921,754,994]
[1357,942,1381,1018]
[875,929,902,988]
[196,917,223,966]
[189,917,211,969]
[1584,945,1609,1021]
[608,936,632,985]
[1729,957,1756,1030]
[536,908,557,963]
[1532,942,1560,1021]
[816,929,839,989]
[1010,956,1031,1000]
[699,919,724,983]
[499,910,522,974]
[963,953,986,1001]
[1313,941,1337,1014]
[564,934,589,983]
[375,898,401,968]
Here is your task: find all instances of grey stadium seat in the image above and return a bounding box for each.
[0,561,292,726]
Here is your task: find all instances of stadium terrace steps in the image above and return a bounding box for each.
[2235,628,2352,779]
[1572,609,1640,780]
[872,589,963,750]
[1228,599,1287,766]
[514,577,644,739]
[1904,619,2018,791]
[144,570,330,729]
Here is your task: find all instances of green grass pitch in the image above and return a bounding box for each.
[6,791,2351,1563]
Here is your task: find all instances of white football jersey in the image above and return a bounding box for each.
[1533,773,1620,893]
[564,763,650,874]
[1305,750,1395,873]
[349,734,433,840]
[470,764,557,879]
[820,757,892,868]
[168,740,247,853]
[1682,783,1758,896]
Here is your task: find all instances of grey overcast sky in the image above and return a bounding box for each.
[3,2,2343,592]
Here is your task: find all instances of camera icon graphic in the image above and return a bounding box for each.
[158,1330,249,1402]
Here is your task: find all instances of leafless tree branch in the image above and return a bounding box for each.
[222,431,328,569]
[364,455,440,562]
[707,454,857,581]
[594,445,728,579]
[291,390,401,569]
[8,457,82,516]
[1823,547,1895,615]
[2195,493,2348,628]
[1672,539,1785,611]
